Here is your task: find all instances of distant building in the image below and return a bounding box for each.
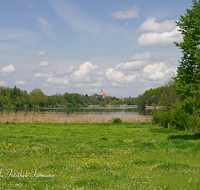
[96,90,107,100]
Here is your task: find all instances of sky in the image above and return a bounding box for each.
[0,0,193,98]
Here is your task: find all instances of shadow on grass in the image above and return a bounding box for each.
[168,133,200,140]
[150,128,174,134]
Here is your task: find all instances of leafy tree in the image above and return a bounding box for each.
[103,96,112,104]
[89,94,100,105]
[21,90,31,108]
[138,86,165,108]
[29,89,47,107]
[63,93,89,107]
[174,0,200,114]
[110,100,121,106]
[123,97,136,105]
[160,79,180,109]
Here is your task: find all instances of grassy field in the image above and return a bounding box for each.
[0,122,200,189]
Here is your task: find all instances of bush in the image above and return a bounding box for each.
[83,102,89,107]
[100,102,107,107]
[112,118,122,123]
[66,103,74,107]
[152,102,200,130]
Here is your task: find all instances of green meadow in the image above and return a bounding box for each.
[0,122,200,189]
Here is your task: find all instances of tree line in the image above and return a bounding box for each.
[0,86,140,108]
[0,82,179,109]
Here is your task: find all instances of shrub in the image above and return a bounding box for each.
[152,102,200,130]
[82,102,89,107]
[112,118,122,123]
[66,103,74,107]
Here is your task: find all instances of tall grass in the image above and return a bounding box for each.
[0,110,152,123]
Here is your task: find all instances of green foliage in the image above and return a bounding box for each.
[138,86,165,108]
[110,100,122,106]
[89,94,100,105]
[160,79,179,109]
[123,97,138,105]
[112,117,122,123]
[29,88,47,107]
[173,0,200,114]
[103,96,112,104]
[137,79,180,110]
[63,93,89,107]
[66,102,74,107]
[0,86,90,108]
[152,102,200,130]
[99,102,107,107]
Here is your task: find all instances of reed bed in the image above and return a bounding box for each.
[0,110,152,123]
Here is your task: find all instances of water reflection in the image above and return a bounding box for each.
[0,107,154,116]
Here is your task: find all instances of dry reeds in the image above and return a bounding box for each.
[0,110,152,123]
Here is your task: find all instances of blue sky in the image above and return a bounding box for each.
[0,0,193,97]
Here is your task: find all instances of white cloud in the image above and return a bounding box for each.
[136,17,182,47]
[136,17,176,33]
[74,81,102,88]
[143,62,171,80]
[96,76,104,81]
[0,81,7,86]
[35,50,46,56]
[37,61,50,67]
[57,66,75,74]
[130,52,151,60]
[48,0,102,37]
[138,27,182,47]
[0,64,15,73]
[105,68,136,84]
[116,61,148,71]
[15,80,26,85]
[116,52,151,71]
[91,81,102,87]
[42,83,50,87]
[67,66,75,73]
[47,76,69,85]
[59,85,65,89]
[73,83,85,88]
[71,61,98,82]
[33,72,54,78]
[110,6,140,19]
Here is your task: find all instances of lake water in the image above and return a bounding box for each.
[42,107,140,119]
